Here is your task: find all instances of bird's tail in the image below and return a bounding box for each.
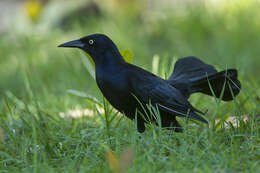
[168,57,241,101]
[188,69,241,101]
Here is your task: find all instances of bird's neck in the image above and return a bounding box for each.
[95,50,126,87]
[95,50,125,68]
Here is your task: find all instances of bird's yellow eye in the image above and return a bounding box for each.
[89,39,94,45]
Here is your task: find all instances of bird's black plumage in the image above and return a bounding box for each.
[59,34,241,133]
[168,57,241,101]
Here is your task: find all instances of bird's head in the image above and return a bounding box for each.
[58,34,123,65]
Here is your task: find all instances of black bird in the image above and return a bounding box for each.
[59,34,241,133]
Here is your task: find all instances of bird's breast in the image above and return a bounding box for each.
[96,68,135,115]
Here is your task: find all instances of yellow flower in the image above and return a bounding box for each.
[24,0,43,21]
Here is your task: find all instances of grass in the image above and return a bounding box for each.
[0,0,260,172]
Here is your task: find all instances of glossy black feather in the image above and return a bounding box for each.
[169,56,217,81]
[168,57,241,101]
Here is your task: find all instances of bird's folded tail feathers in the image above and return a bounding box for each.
[158,104,208,124]
[189,69,241,101]
[167,56,241,101]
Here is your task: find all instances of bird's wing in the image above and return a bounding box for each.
[128,68,207,123]
[148,84,207,123]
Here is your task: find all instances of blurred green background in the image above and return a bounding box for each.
[0,0,259,172]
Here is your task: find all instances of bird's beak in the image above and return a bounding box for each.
[58,39,84,48]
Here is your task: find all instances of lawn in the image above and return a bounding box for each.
[0,0,259,172]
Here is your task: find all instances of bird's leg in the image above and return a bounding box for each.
[171,118,183,133]
[137,119,145,133]
[162,114,183,133]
